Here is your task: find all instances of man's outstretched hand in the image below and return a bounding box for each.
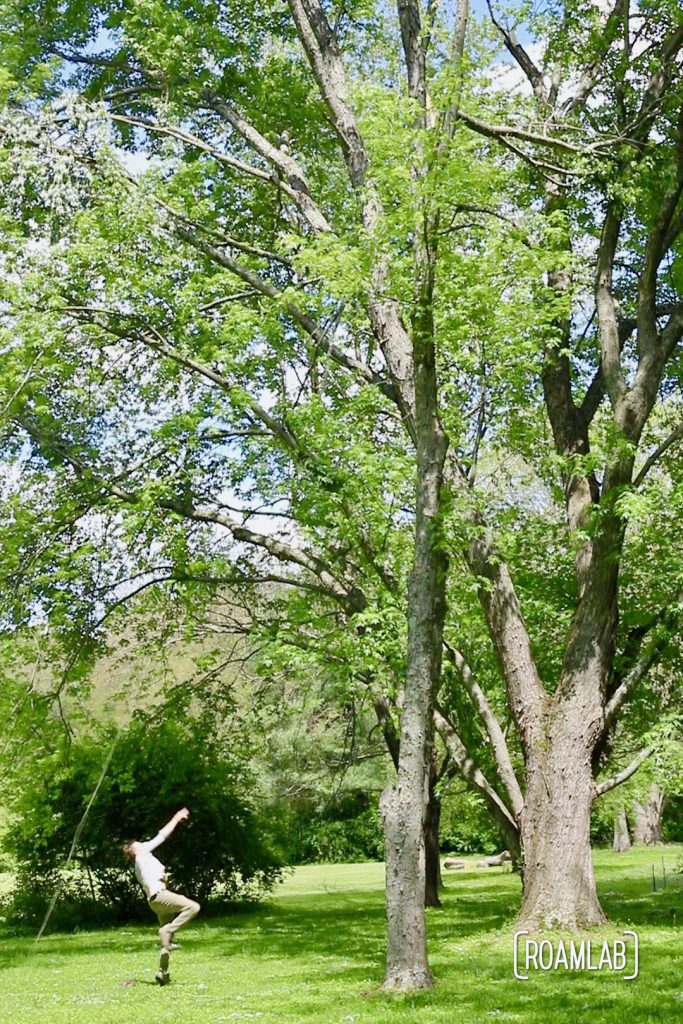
[176,807,190,823]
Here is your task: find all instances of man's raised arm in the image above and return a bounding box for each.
[141,807,190,852]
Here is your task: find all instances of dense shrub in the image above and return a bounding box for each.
[590,798,614,845]
[304,807,384,862]
[264,790,384,864]
[266,784,510,865]
[662,794,683,843]
[2,713,283,929]
[439,791,501,855]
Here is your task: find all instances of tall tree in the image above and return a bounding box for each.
[0,0,477,990]
[1,0,683,989]
[437,0,683,929]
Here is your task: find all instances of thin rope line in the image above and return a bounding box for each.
[36,732,120,941]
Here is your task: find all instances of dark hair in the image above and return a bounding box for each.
[122,840,138,862]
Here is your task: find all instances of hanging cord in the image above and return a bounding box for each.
[36,731,120,941]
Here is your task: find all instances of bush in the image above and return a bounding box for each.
[304,807,384,862]
[439,790,501,855]
[662,794,683,843]
[2,713,283,929]
[263,790,384,864]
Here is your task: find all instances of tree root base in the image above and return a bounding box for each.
[381,969,434,993]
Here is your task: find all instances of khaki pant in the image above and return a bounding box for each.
[148,888,201,955]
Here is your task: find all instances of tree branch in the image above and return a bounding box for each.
[171,222,399,405]
[458,111,602,156]
[14,414,355,608]
[634,421,683,487]
[109,111,330,235]
[595,203,626,406]
[594,746,653,798]
[286,0,369,188]
[396,0,428,109]
[485,0,548,107]
[456,113,572,186]
[61,305,298,451]
[561,0,627,117]
[626,26,683,145]
[444,454,546,756]
[439,0,469,140]
[660,300,683,362]
[285,0,419,447]
[443,640,524,818]
[374,694,400,769]
[200,90,332,233]
[433,704,518,835]
[603,601,682,736]
[637,106,683,358]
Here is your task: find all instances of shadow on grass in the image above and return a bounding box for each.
[0,876,516,978]
[9,868,679,969]
[214,874,524,963]
[2,853,681,1024]
[600,880,683,929]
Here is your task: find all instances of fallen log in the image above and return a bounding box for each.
[443,857,467,870]
[476,851,512,868]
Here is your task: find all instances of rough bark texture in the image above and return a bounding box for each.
[381,415,447,989]
[517,704,606,930]
[632,784,665,845]
[612,806,631,852]
[424,776,443,907]
[281,2,683,948]
[285,0,448,989]
[381,200,448,991]
[374,696,445,908]
[381,772,432,991]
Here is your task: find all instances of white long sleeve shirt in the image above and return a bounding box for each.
[132,824,174,900]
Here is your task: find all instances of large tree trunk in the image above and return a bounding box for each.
[612,806,631,852]
[381,464,447,987]
[518,710,606,930]
[632,784,665,845]
[381,238,448,989]
[373,696,443,908]
[424,767,443,908]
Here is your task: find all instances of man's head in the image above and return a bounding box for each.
[122,840,138,862]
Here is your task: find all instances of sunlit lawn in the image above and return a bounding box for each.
[1,846,681,1024]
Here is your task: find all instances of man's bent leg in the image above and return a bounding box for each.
[149,890,201,952]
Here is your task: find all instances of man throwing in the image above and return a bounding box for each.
[123,807,201,986]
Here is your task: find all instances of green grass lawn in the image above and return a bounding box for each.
[1,846,681,1024]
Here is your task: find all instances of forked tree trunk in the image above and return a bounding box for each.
[632,784,665,845]
[612,806,631,852]
[518,711,606,930]
[381,276,448,990]
[424,774,443,908]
